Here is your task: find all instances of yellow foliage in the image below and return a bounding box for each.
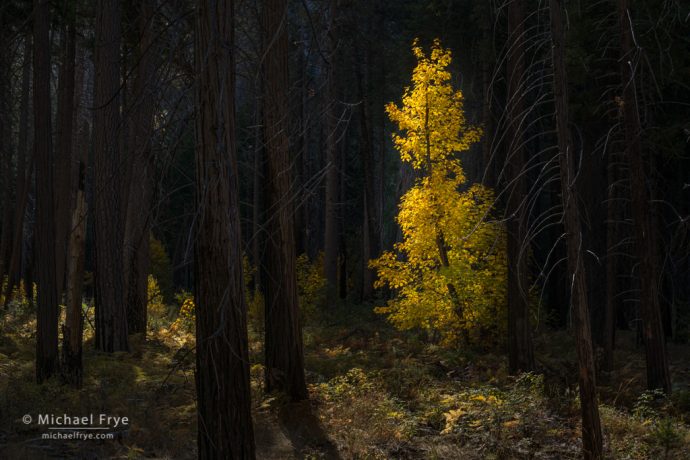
[385,39,482,172]
[371,39,507,344]
[147,275,168,329]
[296,252,327,322]
[171,290,195,332]
[0,277,35,311]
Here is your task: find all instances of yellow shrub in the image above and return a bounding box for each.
[171,290,195,333]
[147,275,168,330]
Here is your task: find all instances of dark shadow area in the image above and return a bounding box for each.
[278,401,341,459]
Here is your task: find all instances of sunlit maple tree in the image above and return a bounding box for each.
[371,39,507,344]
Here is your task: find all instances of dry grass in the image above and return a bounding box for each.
[1,302,690,458]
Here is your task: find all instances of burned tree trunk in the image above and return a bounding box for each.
[62,125,89,387]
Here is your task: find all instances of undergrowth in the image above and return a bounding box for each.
[1,297,690,458]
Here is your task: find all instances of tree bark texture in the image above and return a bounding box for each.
[618,0,671,393]
[506,0,535,374]
[550,1,604,457]
[124,0,157,336]
[93,0,128,352]
[261,0,309,401]
[62,125,89,387]
[194,0,256,456]
[4,36,33,307]
[54,0,77,298]
[34,0,59,382]
[323,0,340,300]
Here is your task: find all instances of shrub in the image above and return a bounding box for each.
[312,368,416,457]
[147,275,168,330]
[296,252,327,324]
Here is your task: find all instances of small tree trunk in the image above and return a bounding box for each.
[603,148,619,371]
[323,0,340,301]
[4,36,32,307]
[550,1,604,457]
[0,18,13,285]
[357,63,381,299]
[618,0,671,393]
[506,0,535,374]
[62,126,89,387]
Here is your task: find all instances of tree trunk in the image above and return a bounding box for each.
[124,0,156,336]
[506,0,535,374]
[357,62,380,299]
[54,0,77,300]
[603,148,619,371]
[323,0,340,301]
[261,0,309,401]
[34,0,59,383]
[194,0,256,456]
[62,124,89,387]
[618,0,671,393]
[550,1,604,457]
[252,110,263,294]
[93,0,128,352]
[4,36,33,307]
[0,16,13,285]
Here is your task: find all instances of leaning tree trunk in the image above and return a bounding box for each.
[194,0,256,457]
[124,0,156,336]
[506,0,535,374]
[93,0,128,352]
[550,1,604,458]
[261,0,309,401]
[618,0,671,393]
[34,0,59,383]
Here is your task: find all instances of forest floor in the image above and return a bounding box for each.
[2,302,690,459]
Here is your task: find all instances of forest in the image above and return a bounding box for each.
[0,0,689,458]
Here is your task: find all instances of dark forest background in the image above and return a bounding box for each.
[0,0,689,458]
